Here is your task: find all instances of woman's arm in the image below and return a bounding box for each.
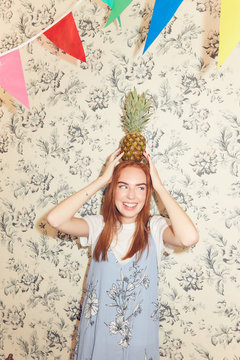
[144,151,199,248]
[46,149,124,237]
[46,177,106,237]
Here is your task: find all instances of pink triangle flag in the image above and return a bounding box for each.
[0,49,30,109]
[44,12,86,62]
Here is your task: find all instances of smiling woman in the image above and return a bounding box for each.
[46,148,199,360]
[93,160,152,264]
[115,167,147,222]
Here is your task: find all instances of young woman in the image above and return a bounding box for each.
[47,148,199,360]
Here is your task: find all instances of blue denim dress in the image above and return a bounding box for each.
[74,233,159,360]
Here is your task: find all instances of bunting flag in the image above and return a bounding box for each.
[101,0,121,26]
[217,0,240,67]
[0,49,30,108]
[105,0,133,27]
[44,12,86,62]
[143,0,183,54]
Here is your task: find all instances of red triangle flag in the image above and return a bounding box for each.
[0,49,30,109]
[44,12,86,62]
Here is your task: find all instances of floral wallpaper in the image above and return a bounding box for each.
[0,0,240,359]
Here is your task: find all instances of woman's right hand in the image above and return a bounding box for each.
[47,148,124,234]
[100,148,124,186]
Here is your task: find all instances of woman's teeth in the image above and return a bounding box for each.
[123,203,137,208]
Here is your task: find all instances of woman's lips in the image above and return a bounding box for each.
[123,202,137,210]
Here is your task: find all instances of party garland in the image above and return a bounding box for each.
[0,0,239,108]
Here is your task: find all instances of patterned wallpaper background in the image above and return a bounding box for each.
[1,0,240,359]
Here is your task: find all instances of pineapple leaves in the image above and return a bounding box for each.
[121,87,154,134]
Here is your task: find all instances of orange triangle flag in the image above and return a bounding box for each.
[44,12,86,62]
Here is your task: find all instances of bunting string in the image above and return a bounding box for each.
[1,0,239,63]
[0,0,84,58]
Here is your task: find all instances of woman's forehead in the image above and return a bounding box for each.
[118,166,147,181]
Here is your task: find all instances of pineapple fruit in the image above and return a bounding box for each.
[120,87,153,162]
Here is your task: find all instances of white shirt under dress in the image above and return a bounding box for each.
[80,215,174,268]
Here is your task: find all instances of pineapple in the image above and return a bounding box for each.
[120,87,153,162]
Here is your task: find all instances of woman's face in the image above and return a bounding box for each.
[115,166,147,224]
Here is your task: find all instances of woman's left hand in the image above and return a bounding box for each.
[143,150,163,191]
[143,151,199,248]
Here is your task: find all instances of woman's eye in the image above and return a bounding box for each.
[138,186,145,191]
[119,185,127,189]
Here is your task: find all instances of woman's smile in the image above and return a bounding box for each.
[122,202,138,209]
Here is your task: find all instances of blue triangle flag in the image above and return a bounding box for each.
[143,0,183,54]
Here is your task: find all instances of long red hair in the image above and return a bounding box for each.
[93,161,153,262]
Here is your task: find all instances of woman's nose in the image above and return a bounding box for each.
[127,188,135,199]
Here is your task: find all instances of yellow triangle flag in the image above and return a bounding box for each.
[218,0,240,67]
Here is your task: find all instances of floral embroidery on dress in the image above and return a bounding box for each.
[151,299,160,322]
[105,261,150,348]
[144,350,153,360]
[83,280,99,327]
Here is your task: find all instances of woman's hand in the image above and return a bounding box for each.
[143,150,199,248]
[143,150,163,191]
[47,148,123,231]
[100,148,124,186]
